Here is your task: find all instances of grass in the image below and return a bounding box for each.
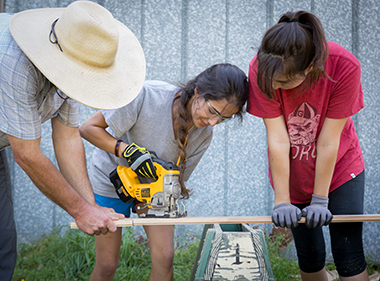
[12,226,198,281]
[12,225,380,281]
[266,228,300,280]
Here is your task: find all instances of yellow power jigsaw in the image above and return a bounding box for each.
[109,158,187,218]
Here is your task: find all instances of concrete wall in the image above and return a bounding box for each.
[4,0,380,262]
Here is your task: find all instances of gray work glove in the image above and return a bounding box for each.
[272,202,302,228]
[302,194,333,228]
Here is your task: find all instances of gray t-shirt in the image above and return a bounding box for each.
[90,80,213,198]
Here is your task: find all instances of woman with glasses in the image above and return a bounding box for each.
[79,63,249,281]
[247,10,367,281]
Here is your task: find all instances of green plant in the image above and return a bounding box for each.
[365,254,380,276]
[13,226,96,280]
[12,226,199,281]
[12,225,379,281]
[113,230,152,280]
[266,229,300,280]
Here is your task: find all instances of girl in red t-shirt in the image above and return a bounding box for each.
[247,10,367,280]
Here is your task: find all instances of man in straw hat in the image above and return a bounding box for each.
[0,1,145,278]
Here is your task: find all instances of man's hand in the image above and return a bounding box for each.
[74,203,124,235]
[8,125,125,237]
[302,194,333,228]
[272,202,302,228]
[122,143,157,180]
[99,206,125,221]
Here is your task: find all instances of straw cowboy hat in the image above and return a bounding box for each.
[9,0,145,110]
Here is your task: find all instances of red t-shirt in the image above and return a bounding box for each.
[247,41,365,203]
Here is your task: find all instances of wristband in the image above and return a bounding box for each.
[114,139,122,157]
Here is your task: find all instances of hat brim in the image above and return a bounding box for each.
[9,7,145,110]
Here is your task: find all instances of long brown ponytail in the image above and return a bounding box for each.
[256,10,329,99]
[174,63,249,198]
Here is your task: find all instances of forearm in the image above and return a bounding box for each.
[314,142,339,197]
[53,132,96,204]
[80,124,119,155]
[313,117,347,198]
[15,149,89,219]
[264,116,292,205]
[269,144,291,204]
[9,129,124,235]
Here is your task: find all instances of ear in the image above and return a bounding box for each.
[305,62,313,75]
[189,87,200,108]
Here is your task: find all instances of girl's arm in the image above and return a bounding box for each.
[79,111,156,179]
[314,117,348,197]
[301,117,348,228]
[79,111,128,156]
[263,116,291,204]
[264,116,302,228]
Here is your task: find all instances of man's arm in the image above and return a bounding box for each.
[7,119,123,235]
[51,117,96,204]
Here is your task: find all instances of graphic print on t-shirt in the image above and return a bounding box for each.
[288,102,320,161]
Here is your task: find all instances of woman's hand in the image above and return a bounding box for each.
[122,143,157,180]
[302,194,333,228]
[272,202,302,228]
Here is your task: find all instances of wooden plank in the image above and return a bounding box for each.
[70,218,134,229]
[70,214,380,229]
[133,216,273,226]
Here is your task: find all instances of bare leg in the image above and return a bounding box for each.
[90,228,122,281]
[340,269,369,281]
[144,225,174,281]
[300,268,329,281]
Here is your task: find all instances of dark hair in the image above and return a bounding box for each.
[256,10,329,99]
[175,63,249,198]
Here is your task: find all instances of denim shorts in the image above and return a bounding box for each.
[94,194,135,218]
[291,171,367,277]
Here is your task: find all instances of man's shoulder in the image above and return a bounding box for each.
[0,13,12,26]
[0,13,17,49]
[0,14,31,70]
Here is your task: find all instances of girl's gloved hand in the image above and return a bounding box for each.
[272,202,302,228]
[302,194,333,228]
[122,143,157,180]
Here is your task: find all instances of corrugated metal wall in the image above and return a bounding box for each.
[4,0,380,262]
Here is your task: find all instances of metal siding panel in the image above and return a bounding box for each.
[358,0,380,260]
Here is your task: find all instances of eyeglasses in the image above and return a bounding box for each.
[204,98,232,123]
